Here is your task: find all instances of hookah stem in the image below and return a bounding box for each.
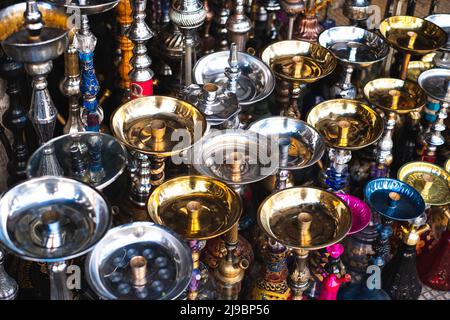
[429,0,440,14]
[405,0,416,15]
[399,53,411,81]
[187,240,201,300]
[184,30,194,87]
[48,262,72,300]
[287,16,295,40]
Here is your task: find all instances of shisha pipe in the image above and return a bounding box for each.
[294,0,330,42]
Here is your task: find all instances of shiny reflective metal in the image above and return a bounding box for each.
[418,68,450,103]
[379,16,447,55]
[191,129,278,185]
[0,176,111,262]
[336,194,371,235]
[398,162,450,206]
[318,26,389,68]
[0,2,69,63]
[44,0,120,15]
[364,178,425,222]
[364,78,427,113]
[147,176,242,240]
[258,187,352,250]
[247,116,326,170]
[425,14,450,51]
[27,132,127,191]
[85,222,192,300]
[307,99,384,150]
[260,40,337,84]
[407,53,435,82]
[193,50,275,106]
[111,95,207,157]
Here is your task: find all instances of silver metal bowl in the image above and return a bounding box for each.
[418,68,450,103]
[425,14,450,51]
[85,222,192,300]
[44,0,120,15]
[193,51,275,106]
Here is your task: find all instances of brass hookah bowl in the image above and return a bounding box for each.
[364,78,427,178]
[110,96,206,221]
[258,187,352,300]
[147,176,243,300]
[379,16,447,81]
[261,40,336,119]
[307,99,384,192]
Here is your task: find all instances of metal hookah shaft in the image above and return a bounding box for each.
[226,0,252,51]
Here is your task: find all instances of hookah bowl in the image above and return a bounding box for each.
[0,1,69,144]
[193,48,275,108]
[111,95,206,221]
[26,132,128,205]
[260,40,336,119]
[307,99,383,192]
[258,187,352,300]
[364,78,427,177]
[318,26,389,99]
[425,14,450,69]
[0,176,111,300]
[379,16,447,80]
[148,175,243,300]
[85,221,192,300]
[418,68,450,163]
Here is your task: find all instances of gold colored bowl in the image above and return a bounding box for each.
[111,96,206,157]
[306,99,384,150]
[398,161,450,206]
[363,78,427,114]
[379,16,447,55]
[260,40,337,84]
[147,175,242,240]
[258,187,352,251]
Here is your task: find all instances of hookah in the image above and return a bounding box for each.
[46,0,120,132]
[279,0,305,40]
[226,0,252,52]
[261,40,336,119]
[293,0,330,42]
[307,99,384,192]
[262,0,281,41]
[115,0,133,101]
[425,14,450,69]
[86,222,192,300]
[318,26,389,100]
[343,0,372,29]
[148,176,243,300]
[0,176,111,300]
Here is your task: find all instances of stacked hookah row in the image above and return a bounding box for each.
[0,0,448,301]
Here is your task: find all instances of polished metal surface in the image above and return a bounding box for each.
[364,178,425,222]
[398,162,450,206]
[318,26,389,68]
[364,78,427,114]
[0,2,69,63]
[27,132,127,190]
[247,116,326,170]
[418,68,450,103]
[0,176,111,262]
[407,53,435,82]
[379,16,447,55]
[336,194,371,236]
[260,40,337,84]
[425,14,450,51]
[193,50,275,106]
[111,96,206,157]
[192,129,278,185]
[147,176,242,240]
[258,187,352,251]
[44,0,120,15]
[306,99,384,150]
[85,222,192,300]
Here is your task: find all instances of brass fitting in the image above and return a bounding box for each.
[401,224,431,246]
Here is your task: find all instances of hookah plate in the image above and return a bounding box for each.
[247,116,326,170]
[193,51,275,106]
[306,99,384,150]
[85,222,192,300]
[260,40,337,84]
[407,53,435,82]
[147,176,242,240]
[318,26,389,68]
[425,14,450,51]
[398,162,450,206]
[364,178,425,222]
[191,129,278,185]
[418,68,450,103]
[258,187,352,251]
[0,2,69,63]
[364,78,427,114]
[27,132,127,191]
[0,176,110,263]
[44,0,120,15]
[111,96,206,157]
[336,194,371,235]
[379,16,447,55]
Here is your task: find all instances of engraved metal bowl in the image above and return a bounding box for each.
[44,0,120,15]
[418,68,450,103]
